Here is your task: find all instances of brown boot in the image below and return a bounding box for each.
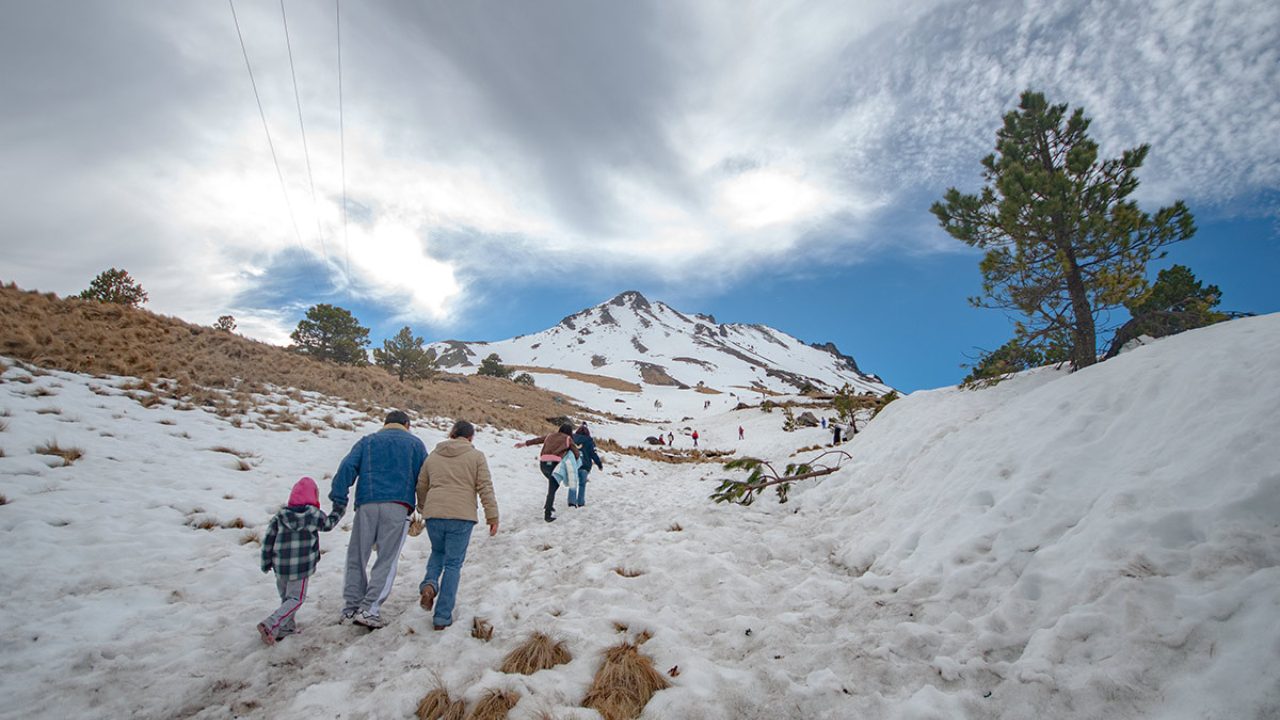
[419,584,436,612]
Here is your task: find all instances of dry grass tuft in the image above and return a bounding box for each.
[35,440,84,465]
[0,419,8,432]
[0,492,7,505]
[186,515,218,531]
[612,621,628,633]
[463,689,521,720]
[209,445,255,458]
[614,567,643,578]
[222,517,246,529]
[31,386,56,397]
[498,632,571,675]
[581,641,671,720]
[668,522,682,532]
[472,616,494,642]
[634,630,653,645]
[235,458,252,472]
[36,406,61,415]
[239,529,262,545]
[414,686,465,720]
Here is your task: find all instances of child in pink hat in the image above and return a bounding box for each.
[257,477,345,645]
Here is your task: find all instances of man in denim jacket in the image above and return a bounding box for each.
[329,410,427,628]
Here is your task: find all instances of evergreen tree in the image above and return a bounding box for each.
[1105,264,1225,358]
[78,268,148,308]
[288,304,370,366]
[476,353,513,378]
[513,372,536,386]
[373,326,439,382]
[931,90,1196,371]
[214,315,236,332]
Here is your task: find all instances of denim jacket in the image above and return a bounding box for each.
[328,424,428,509]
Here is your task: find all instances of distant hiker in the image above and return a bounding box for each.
[668,432,674,445]
[330,410,428,629]
[832,424,842,444]
[258,477,345,646]
[692,430,699,447]
[821,418,827,429]
[738,426,744,440]
[570,423,605,508]
[516,423,580,522]
[415,420,498,631]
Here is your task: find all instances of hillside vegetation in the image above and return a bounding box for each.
[0,283,586,435]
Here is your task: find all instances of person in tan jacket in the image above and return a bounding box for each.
[415,420,499,630]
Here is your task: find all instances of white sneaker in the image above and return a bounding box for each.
[354,612,386,629]
[339,609,357,624]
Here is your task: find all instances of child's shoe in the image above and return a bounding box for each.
[257,622,276,646]
[339,609,357,624]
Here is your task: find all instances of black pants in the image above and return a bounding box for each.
[540,461,559,518]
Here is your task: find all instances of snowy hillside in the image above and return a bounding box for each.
[429,291,889,416]
[0,314,1277,719]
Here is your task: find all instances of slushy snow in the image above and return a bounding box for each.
[0,314,1277,719]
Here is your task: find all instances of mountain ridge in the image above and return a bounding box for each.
[429,291,889,398]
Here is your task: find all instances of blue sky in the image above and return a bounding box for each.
[2,1,1277,392]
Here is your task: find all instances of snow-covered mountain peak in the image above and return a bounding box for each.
[430,292,890,407]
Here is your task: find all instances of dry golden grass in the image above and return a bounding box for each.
[498,632,571,675]
[510,365,641,393]
[613,567,643,578]
[0,492,7,504]
[415,687,466,720]
[693,385,722,395]
[35,440,83,465]
[463,689,521,720]
[667,522,683,532]
[239,529,261,545]
[36,406,60,415]
[472,616,494,642]
[581,641,670,720]
[0,283,591,435]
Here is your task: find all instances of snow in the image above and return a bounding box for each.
[1,314,1278,719]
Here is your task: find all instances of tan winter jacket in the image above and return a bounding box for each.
[416,438,499,525]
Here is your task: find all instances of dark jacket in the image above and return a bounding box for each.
[573,433,603,470]
[329,423,428,509]
[261,504,345,581]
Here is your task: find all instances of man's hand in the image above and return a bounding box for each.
[488,522,499,536]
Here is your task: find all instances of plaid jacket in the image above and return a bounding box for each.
[260,504,345,581]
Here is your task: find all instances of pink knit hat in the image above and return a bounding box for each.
[288,477,320,508]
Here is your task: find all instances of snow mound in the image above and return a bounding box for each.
[796,313,1280,717]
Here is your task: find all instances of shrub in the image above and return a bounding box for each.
[513,372,535,386]
[471,616,494,642]
[476,354,513,379]
[214,315,237,332]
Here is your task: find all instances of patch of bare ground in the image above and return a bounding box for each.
[0,283,589,434]
[510,365,641,393]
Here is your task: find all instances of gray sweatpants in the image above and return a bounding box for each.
[342,502,411,616]
[262,575,307,637]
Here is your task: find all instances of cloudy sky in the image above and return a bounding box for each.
[3,0,1277,391]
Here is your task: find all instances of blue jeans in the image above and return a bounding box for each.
[419,518,474,627]
[568,466,591,506]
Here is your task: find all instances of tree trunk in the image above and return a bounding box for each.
[1061,244,1096,369]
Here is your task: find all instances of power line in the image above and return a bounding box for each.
[279,0,332,288]
[336,0,351,290]
[228,0,322,292]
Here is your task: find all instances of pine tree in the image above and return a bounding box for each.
[931,90,1196,371]
[1105,264,1225,358]
[288,304,370,366]
[373,326,438,382]
[476,353,512,378]
[78,268,148,308]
